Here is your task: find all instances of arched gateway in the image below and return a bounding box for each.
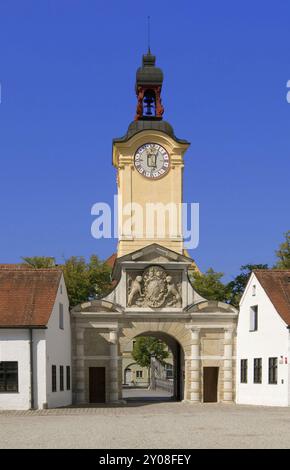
[72,244,237,404]
[71,51,238,405]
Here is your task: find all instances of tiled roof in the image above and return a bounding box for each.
[0,264,33,269]
[254,270,290,325]
[105,253,117,269]
[0,267,62,327]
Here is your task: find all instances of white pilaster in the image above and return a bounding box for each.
[109,330,119,402]
[189,327,201,402]
[223,327,234,402]
[75,327,85,403]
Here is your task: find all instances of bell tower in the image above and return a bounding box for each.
[113,51,190,257]
[135,49,164,121]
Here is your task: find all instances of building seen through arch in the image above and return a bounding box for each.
[122,335,178,401]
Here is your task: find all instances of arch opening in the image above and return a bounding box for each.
[143,89,156,116]
[121,331,185,403]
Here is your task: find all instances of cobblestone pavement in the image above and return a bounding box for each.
[0,400,290,449]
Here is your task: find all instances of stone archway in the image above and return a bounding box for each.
[71,244,238,405]
[120,328,187,401]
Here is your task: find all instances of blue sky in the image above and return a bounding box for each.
[0,0,289,281]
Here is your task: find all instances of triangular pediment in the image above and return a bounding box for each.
[112,244,192,280]
[118,243,192,263]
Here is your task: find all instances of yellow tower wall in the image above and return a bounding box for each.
[113,130,190,257]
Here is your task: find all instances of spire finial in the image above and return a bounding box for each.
[147,15,151,53]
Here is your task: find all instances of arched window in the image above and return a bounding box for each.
[143,89,156,116]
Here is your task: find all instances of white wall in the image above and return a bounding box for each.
[0,329,31,410]
[33,329,47,409]
[45,275,72,408]
[236,274,289,406]
[0,275,72,410]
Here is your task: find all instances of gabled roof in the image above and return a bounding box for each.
[107,248,199,276]
[111,243,193,280]
[254,270,290,325]
[0,267,62,327]
[116,243,192,263]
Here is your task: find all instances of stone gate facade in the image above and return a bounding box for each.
[71,244,238,404]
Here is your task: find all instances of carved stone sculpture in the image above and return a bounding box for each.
[142,266,167,308]
[127,275,143,306]
[127,266,182,308]
[165,275,182,307]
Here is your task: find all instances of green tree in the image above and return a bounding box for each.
[274,231,290,269]
[132,336,169,369]
[227,264,268,308]
[62,255,112,307]
[88,254,112,299]
[22,256,56,268]
[190,268,230,302]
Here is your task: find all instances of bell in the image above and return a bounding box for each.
[143,95,154,115]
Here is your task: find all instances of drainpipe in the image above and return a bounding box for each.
[29,328,34,409]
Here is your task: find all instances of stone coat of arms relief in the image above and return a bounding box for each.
[127,266,182,308]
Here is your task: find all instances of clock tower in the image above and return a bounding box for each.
[72,50,238,408]
[113,50,190,257]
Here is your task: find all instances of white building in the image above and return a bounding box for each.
[236,270,290,406]
[0,266,72,410]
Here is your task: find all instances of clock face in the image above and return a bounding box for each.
[134,143,170,179]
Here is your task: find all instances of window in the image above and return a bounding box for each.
[52,365,57,392]
[66,366,71,391]
[254,358,262,384]
[240,359,248,383]
[60,284,63,295]
[136,371,143,378]
[269,357,278,384]
[252,285,256,296]
[250,306,258,331]
[165,363,174,379]
[59,303,64,329]
[0,362,18,393]
[60,366,64,391]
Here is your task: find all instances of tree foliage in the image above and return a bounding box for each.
[22,256,56,268]
[62,255,112,307]
[22,230,290,311]
[227,264,269,307]
[190,268,230,302]
[132,336,169,368]
[274,231,290,269]
[190,264,270,308]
